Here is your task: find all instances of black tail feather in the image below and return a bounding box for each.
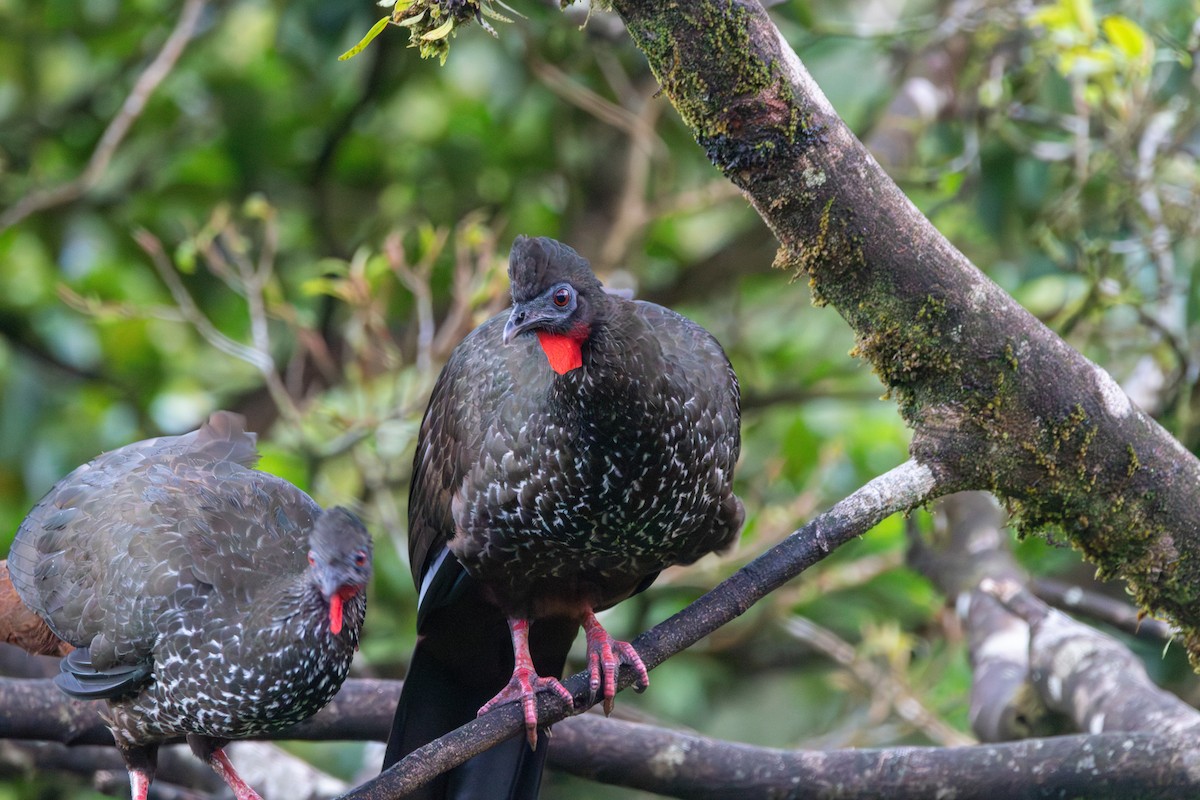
[384,581,577,800]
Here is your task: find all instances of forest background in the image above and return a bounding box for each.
[1,0,1199,797]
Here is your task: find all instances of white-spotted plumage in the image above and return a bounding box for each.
[387,236,744,795]
[8,412,372,800]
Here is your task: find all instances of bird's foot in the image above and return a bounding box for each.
[583,611,649,715]
[478,665,574,749]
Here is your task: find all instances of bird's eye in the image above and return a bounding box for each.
[307,551,317,567]
[353,550,368,567]
[553,287,571,307]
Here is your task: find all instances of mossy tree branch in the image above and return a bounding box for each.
[609,0,1200,664]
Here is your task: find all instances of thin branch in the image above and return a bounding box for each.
[387,228,449,376]
[1031,575,1175,643]
[0,0,209,231]
[782,616,973,747]
[133,230,272,372]
[339,459,944,799]
[133,227,302,425]
[526,51,659,146]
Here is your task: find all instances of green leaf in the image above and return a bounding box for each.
[1102,15,1151,61]
[480,5,514,24]
[421,16,456,42]
[396,10,426,28]
[338,15,392,62]
[1068,0,1097,37]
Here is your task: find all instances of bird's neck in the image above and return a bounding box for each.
[261,577,365,646]
[548,309,652,406]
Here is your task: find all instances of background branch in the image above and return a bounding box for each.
[548,718,1200,800]
[0,0,208,232]
[7,670,1200,800]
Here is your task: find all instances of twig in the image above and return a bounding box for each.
[429,218,506,363]
[0,0,209,231]
[133,227,302,425]
[1031,575,1175,642]
[133,230,270,371]
[338,459,944,799]
[526,51,659,146]
[387,228,449,376]
[782,616,974,747]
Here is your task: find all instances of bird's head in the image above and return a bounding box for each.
[503,235,606,375]
[307,507,373,636]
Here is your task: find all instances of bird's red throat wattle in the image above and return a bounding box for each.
[536,330,585,374]
[328,586,359,635]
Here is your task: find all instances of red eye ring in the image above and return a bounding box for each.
[353,550,368,567]
[553,288,571,307]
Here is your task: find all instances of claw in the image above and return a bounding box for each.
[479,668,574,749]
[583,611,649,715]
[480,618,575,749]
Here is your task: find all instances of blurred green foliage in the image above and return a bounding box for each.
[2,0,1199,796]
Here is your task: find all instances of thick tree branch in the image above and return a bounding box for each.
[547,717,1200,800]
[987,580,1200,737]
[908,493,1051,742]
[912,492,1200,746]
[339,460,941,798]
[0,678,400,745]
[1030,576,1174,642]
[8,664,1200,799]
[607,0,1200,666]
[0,739,351,800]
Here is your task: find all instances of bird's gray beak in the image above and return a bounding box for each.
[318,573,342,600]
[503,306,533,345]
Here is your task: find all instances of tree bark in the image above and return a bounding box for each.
[0,677,401,745]
[8,676,1200,800]
[990,580,1200,737]
[908,493,1054,742]
[548,717,1200,800]
[607,0,1200,667]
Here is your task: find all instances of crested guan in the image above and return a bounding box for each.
[7,411,372,800]
[384,236,743,798]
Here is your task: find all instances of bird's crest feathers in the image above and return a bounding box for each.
[508,236,602,300]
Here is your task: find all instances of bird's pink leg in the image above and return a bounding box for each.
[130,770,151,800]
[478,618,574,750]
[583,610,649,715]
[208,748,264,800]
